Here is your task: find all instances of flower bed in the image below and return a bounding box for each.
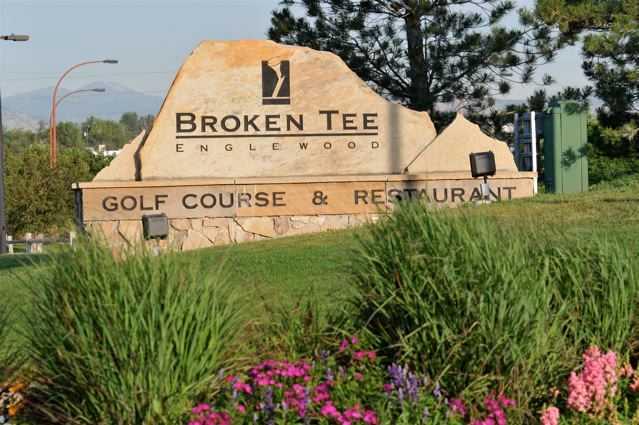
[188,337,517,425]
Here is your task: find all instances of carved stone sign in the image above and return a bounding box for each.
[80,174,529,222]
[77,40,536,251]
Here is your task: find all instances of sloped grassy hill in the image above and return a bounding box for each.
[1,175,638,326]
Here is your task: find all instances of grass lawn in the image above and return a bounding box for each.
[1,179,638,338]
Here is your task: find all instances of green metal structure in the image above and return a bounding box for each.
[543,101,589,193]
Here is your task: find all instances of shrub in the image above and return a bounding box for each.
[21,239,245,425]
[347,202,638,416]
[588,154,639,185]
[5,144,110,235]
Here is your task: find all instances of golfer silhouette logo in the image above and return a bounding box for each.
[262,60,291,105]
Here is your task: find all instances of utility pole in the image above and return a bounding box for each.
[0,33,29,254]
[0,92,7,254]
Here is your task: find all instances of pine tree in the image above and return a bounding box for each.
[268,0,560,116]
[537,0,639,119]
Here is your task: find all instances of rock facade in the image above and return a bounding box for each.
[86,214,379,251]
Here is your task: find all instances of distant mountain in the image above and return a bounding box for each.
[3,111,41,132]
[3,82,163,129]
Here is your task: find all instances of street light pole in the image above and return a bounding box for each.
[49,59,117,167]
[0,33,29,254]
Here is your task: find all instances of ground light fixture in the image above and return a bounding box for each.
[142,214,169,240]
[469,151,496,202]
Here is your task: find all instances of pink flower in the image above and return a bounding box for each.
[567,346,618,414]
[449,398,467,416]
[233,380,253,394]
[321,402,340,418]
[344,406,363,420]
[191,403,210,414]
[363,410,378,424]
[354,372,364,381]
[567,371,589,412]
[540,406,560,425]
[353,350,377,362]
[498,394,516,408]
[235,403,246,414]
[313,382,331,403]
[339,339,350,352]
[621,363,634,378]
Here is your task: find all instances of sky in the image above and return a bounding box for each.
[0,0,588,100]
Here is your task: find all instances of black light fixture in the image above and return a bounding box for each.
[469,151,496,202]
[142,214,169,240]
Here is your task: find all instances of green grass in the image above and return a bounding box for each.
[0,179,638,358]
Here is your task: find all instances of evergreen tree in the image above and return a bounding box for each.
[537,0,639,119]
[269,0,561,115]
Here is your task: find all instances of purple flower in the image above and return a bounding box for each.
[320,350,330,362]
[387,364,421,404]
[388,364,403,388]
[407,371,419,402]
[423,406,430,418]
[433,382,442,399]
[325,367,334,381]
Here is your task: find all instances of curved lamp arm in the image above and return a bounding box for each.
[55,88,106,108]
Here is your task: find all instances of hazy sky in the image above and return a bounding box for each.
[0,0,588,100]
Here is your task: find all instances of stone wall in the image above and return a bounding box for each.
[85,214,380,251]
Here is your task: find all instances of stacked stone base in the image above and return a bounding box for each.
[85,214,380,251]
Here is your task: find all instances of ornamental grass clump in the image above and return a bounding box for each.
[348,201,638,417]
[0,303,12,378]
[21,239,245,425]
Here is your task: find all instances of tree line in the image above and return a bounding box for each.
[6,112,153,152]
[4,112,153,235]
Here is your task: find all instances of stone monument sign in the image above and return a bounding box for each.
[75,40,535,250]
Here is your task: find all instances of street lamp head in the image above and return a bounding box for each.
[2,34,29,42]
[92,88,106,93]
[103,59,118,64]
